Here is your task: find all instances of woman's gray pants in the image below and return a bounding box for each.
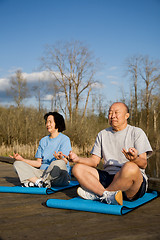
[13,160,70,187]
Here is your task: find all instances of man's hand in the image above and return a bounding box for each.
[68,151,79,163]
[54,151,80,163]
[9,153,24,161]
[57,151,79,163]
[122,147,138,161]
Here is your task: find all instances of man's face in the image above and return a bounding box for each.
[108,103,129,131]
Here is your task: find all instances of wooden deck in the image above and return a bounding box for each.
[0,159,160,240]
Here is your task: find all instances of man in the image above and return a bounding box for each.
[67,102,152,205]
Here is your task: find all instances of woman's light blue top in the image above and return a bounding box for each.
[35,133,72,174]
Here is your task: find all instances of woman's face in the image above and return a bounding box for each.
[45,115,57,134]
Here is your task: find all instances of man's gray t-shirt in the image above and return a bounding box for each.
[91,124,152,182]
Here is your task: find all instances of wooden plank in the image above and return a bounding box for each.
[0,156,14,164]
[148,177,160,192]
[0,162,160,240]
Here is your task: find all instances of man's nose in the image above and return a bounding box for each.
[111,112,116,118]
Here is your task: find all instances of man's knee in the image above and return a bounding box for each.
[72,164,84,177]
[121,162,141,178]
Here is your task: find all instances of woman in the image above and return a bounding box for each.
[10,112,71,188]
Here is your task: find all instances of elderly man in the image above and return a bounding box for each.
[68,102,152,205]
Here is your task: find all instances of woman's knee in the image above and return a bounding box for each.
[13,160,25,169]
[51,160,66,169]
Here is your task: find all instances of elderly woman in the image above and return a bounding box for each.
[10,112,72,188]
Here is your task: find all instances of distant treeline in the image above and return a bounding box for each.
[0,105,108,155]
[0,104,159,154]
[0,104,160,178]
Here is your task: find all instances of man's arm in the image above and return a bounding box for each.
[68,151,101,168]
[122,148,147,169]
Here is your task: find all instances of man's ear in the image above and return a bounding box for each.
[125,113,130,120]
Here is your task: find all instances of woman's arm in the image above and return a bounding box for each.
[10,153,42,168]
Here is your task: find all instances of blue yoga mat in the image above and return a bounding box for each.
[0,181,79,195]
[45,191,158,215]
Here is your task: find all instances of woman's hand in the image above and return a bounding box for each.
[54,151,63,160]
[54,151,69,164]
[9,153,24,161]
[54,151,80,164]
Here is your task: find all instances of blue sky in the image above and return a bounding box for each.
[0,0,160,109]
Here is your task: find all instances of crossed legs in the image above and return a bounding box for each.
[13,161,42,184]
[72,161,143,199]
[14,160,70,187]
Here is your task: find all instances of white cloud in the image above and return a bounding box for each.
[43,92,65,101]
[0,78,10,90]
[106,75,117,80]
[110,81,119,85]
[42,94,53,101]
[91,82,104,89]
[22,71,54,82]
[96,71,105,77]
[0,70,57,90]
[57,92,65,97]
[109,66,118,71]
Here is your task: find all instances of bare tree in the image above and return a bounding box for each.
[32,78,46,112]
[41,40,99,123]
[129,86,133,123]
[125,55,142,126]
[7,69,28,108]
[139,56,160,135]
[47,80,62,112]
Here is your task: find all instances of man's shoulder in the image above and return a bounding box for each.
[98,127,113,135]
[127,125,144,134]
[126,125,148,142]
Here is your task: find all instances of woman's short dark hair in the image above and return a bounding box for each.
[44,112,66,132]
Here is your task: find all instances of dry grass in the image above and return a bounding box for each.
[0,142,105,170]
[0,142,92,159]
[0,142,38,158]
